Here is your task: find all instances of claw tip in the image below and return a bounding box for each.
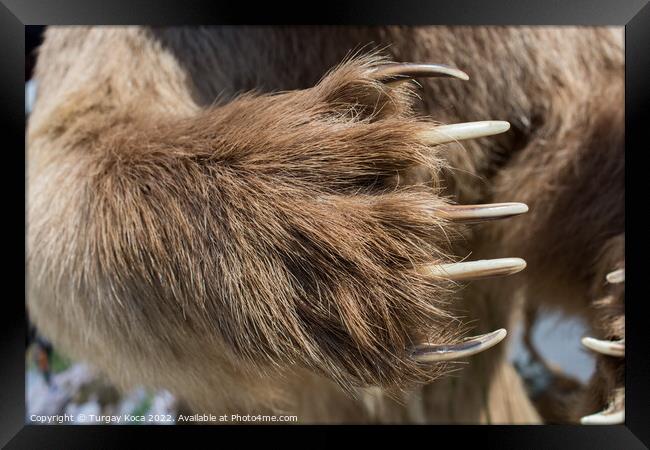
[606,268,625,284]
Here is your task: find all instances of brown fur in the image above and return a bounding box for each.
[27,26,624,423]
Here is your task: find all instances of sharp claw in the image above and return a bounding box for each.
[374,63,470,83]
[411,328,507,362]
[421,258,526,281]
[434,202,529,223]
[581,337,625,357]
[581,389,625,425]
[606,268,625,284]
[580,409,624,425]
[421,121,511,145]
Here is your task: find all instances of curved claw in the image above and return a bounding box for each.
[434,202,528,223]
[581,337,625,358]
[421,257,526,282]
[411,328,507,362]
[606,268,625,284]
[581,389,625,425]
[580,409,624,425]
[374,63,469,83]
[421,121,511,145]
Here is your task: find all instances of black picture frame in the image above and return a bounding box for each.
[2,0,648,447]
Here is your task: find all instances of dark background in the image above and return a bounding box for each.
[25,25,44,80]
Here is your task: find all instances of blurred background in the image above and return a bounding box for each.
[24,26,596,424]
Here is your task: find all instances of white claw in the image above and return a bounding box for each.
[581,337,625,357]
[422,257,526,281]
[434,202,529,223]
[606,268,625,284]
[421,121,511,145]
[412,329,507,362]
[580,409,624,425]
[374,63,470,82]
